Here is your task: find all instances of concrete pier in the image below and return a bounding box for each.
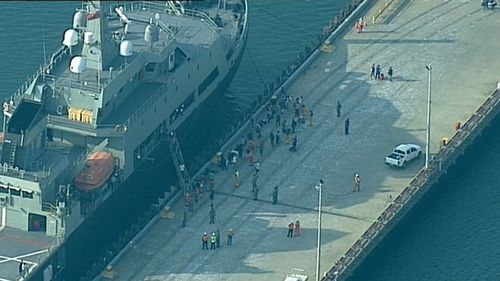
[106,1,500,281]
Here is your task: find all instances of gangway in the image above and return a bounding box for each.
[167,130,192,227]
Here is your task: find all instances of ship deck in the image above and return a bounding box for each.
[0,227,57,281]
[104,1,500,281]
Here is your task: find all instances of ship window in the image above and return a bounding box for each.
[28,213,47,232]
[22,190,33,199]
[0,185,7,194]
[146,63,156,72]
[198,67,219,95]
[10,187,21,196]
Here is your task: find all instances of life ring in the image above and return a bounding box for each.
[56,105,64,115]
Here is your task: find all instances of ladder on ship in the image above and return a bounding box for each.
[167,130,192,227]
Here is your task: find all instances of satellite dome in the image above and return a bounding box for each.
[144,25,159,43]
[73,10,87,29]
[119,40,133,57]
[69,56,87,74]
[62,29,79,47]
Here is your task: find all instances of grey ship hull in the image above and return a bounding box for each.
[26,10,248,281]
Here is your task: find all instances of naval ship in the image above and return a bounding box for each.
[0,0,248,280]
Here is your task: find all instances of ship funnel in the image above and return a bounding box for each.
[73,10,87,29]
[70,56,87,77]
[63,29,78,47]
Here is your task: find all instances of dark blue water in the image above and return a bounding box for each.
[0,1,353,279]
[346,114,500,281]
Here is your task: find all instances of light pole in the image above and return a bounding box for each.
[315,179,324,281]
[425,65,432,169]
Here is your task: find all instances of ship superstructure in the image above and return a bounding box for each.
[0,0,248,280]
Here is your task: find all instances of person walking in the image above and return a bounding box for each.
[252,174,258,193]
[269,131,275,147]
[209,205,216,224]
[287,222,294,238]
[272,186,279,205]
[216,229,221,248]
[309,110,314,127]
[210,232,217,250]
[344,118,350,135]
[388,66,393,81]
[294,220,301,236]
[336,100,342,118]
[375,65,381,80]
[289,135,298,152]
[202,232,209,250]
[19,259,25,277]
[253,187,259,200]
[227,228,235,245]
[370,64,375,79]
[353,173,361,192]
[275,130,281,145]
[234,170,240,188]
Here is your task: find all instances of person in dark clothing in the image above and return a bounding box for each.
[216,230,221,248]
[345,118,350,135]
[291,118,297,133]
[202,233,209,250]
[375,65,381,80]
[370,64,375,79]
[272,186,279,204]
[209,206,216,224]
[269,131,275,147]
[287,222,294,237]
[336,100,342,118]
[253,187,259,200]
[275,130,281,145]
[289,135,297,152]
[388,66,393,81]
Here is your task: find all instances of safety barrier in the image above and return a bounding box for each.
[322,88,500,281]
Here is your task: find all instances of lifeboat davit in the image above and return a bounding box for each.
[74,151,115,192]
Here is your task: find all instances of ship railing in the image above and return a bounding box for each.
[0,163,51,182]
[124,83,168,128]
[9,46,69,105]
[46,115,127,137]
[57,76,102,93]
[130,1,219,31]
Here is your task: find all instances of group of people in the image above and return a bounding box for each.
[370,64,394,81]
[287,220,301,237]
[201,229,235,250]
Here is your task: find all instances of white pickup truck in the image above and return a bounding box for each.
[385,144,422,168]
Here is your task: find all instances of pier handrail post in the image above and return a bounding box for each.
[425,65,432,169]
[315,179,324,281]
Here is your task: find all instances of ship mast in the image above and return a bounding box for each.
[82,0,117,71]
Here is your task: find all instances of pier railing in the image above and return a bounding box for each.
[322,87,500,281]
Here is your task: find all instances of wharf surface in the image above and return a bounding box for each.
[107,1,500,281]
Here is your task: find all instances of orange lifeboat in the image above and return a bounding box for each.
[74,151,115,192]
